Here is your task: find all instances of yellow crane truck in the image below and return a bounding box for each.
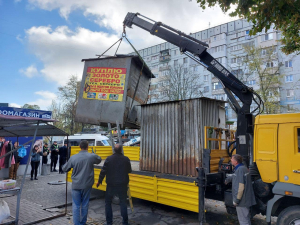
[122,13,300,225]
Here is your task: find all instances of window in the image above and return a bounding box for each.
[204,75,208,81]
[193,66,198,72]
[266,62,274,68]
[152,55,159,60]
[211,45,224,53]
[216,58,222,63]
[184,68,188,73]
[287,89,294,97]
[213,82,222,90]
[204,86,209,92]
[96,141,104,146]
[285,60,293,68]
[245,30,250,35]
[288,104,294,112]
[162,71,168,76]
[247,80,256,85]
[231,58,237,64]
[232,69,244,76]
[174,60,178,66]
[183,57,188,64]
[173,50,178,56]
[285,75,294,82]
[213,94,224,100]
[261,33,273,41]
[162,90,169,97]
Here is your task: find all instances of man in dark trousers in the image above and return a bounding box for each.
[59,142,68,174]
[225,154,256,225]
[42,143,49,165]
[97,144,132,225]
[50,141,59,172]
[63,140,101,225]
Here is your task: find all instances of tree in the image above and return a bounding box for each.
[157,64,203,101]
[231,45,284,114]
[22,104,40,110]
[197,0,300,54]
[58,75,87,135]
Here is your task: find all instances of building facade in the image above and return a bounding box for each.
[131,19,300,122]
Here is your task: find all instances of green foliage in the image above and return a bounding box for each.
[242,45,283,114]
[197,0,300,54]
[22,104,40,110]
[55,75,91,135]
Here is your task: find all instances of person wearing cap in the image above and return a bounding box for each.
[97,144,132,225]
[50,141,59,172]
[42,143,50,165]
[225,154,256,225]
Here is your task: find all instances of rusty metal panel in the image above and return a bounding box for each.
[140,98,224,176]
[75,56,153,128]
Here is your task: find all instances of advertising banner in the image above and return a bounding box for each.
[6,137,43,165]
[0,107,52,119]
[82,67,126,102]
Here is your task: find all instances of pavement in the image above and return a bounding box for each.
[0,173,277,225]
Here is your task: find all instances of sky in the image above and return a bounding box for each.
[0,0,237,110]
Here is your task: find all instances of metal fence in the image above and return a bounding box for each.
[140,98,225,176]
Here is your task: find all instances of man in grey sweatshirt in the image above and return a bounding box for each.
[63,140,101,225]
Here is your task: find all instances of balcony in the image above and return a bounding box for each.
[159,65,171,71]
[159,55,171,62]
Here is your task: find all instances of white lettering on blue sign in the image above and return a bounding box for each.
[0,107,52,119]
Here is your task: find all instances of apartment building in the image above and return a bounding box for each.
[131,19,300,122]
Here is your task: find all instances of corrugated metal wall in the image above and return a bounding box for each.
[140,98,223,176]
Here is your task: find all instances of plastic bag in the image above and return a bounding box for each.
[18,145,27,158]
[0,200,10,223]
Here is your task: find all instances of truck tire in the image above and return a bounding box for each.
[277,205,300,225]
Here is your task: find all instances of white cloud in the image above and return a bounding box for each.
[24,26,129,85]
[19,65,38,78]
[27,0,237,33]
[24,0,239,86]
[28,91,57,110]
[16,34,24,43]
[9,103,22,108]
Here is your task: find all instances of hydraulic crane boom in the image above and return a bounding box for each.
[124,12,263,163]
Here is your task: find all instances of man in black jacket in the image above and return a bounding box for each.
[58,143,68,174]
[50,141,59,172]
[97,144,132,225]
[42,143,49,165]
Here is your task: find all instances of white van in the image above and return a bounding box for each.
[64,133,110,147]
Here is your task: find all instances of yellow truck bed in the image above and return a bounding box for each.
[68,146,199,212]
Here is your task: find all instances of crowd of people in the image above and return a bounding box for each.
[1,137,254,225]
[0,138,70,181]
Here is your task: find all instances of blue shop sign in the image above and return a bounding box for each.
[0,107,52,119]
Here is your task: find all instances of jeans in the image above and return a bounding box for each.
[30,161,40,178]
[105,185,128,225]
[72,187,92,225]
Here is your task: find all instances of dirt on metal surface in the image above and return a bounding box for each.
[140,98,225,176]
